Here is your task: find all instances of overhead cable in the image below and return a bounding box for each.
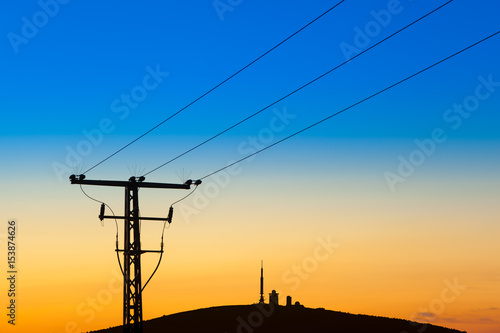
[81,1,347,175]
[199,30,500,180]
[141,0,454,177]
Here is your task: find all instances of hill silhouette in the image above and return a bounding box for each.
[89,304,466,333]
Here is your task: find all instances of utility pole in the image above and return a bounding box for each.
[70,174,200,333]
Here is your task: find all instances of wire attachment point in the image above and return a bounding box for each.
[70,174,86,182]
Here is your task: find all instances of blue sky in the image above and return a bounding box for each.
[1,0,499,213]
[2,1,499,141]
[1,0,499,199]
[1,2,500,332]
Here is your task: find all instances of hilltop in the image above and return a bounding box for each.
[90,304,466,333]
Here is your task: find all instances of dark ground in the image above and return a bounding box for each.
[90,304,466,333]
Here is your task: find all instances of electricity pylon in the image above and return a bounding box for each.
[70,174,200,333]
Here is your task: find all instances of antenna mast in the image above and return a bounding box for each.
[70,174,201,333]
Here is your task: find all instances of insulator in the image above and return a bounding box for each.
[167,206,174,224]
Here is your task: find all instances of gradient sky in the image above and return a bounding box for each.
[1,1,499,333]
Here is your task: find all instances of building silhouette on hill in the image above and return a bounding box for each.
[269,290,279,305]
[259,261,301,307]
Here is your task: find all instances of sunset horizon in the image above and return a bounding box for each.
[1,1,499,332]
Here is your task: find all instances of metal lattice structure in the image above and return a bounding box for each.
[70,175,195,333]
[123,184,142,333]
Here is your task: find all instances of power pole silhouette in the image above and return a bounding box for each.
[70,174,200,333]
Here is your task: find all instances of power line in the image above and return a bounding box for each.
[141,184,199,292]
[81,0,347,175]
[70,176,195,333]
[199,30,500,180]
[141,0,454,177]
[79,185,124,276]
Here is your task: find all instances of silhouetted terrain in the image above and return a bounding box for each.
[90,304,466,333]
